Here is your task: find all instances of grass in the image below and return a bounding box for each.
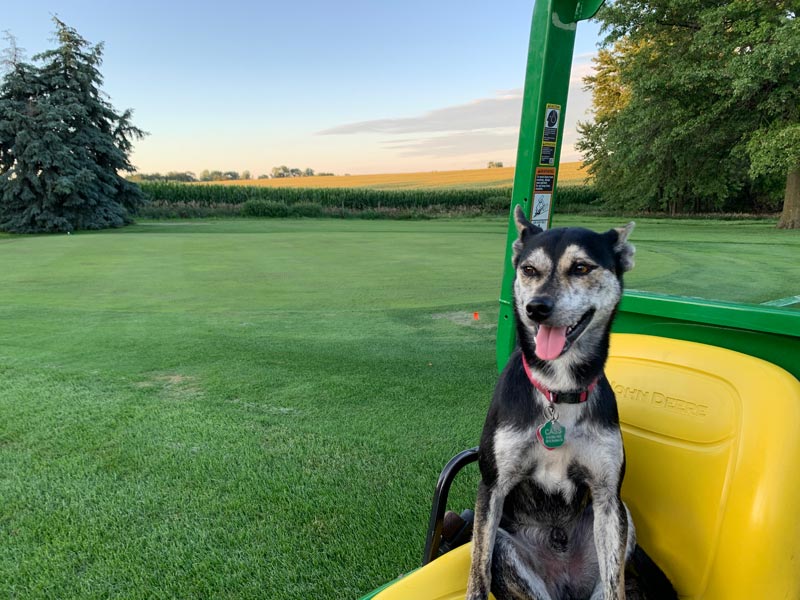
[0,216,797,599]
[199,162,589,189]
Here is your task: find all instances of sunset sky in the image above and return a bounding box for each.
[4,0,603,176]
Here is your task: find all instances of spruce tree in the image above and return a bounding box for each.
[0,36,45,229]
[0,18,146,233]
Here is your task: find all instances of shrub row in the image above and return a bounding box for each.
[553,186,603,214]
[238,200,511,219]
[241,200,323,218]
[136,200,508,220]
[136,201,243,219]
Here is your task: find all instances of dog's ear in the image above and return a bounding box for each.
[514,205,531,237]
[608,221,635,273]
[512,205,543,264]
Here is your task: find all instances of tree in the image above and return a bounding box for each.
[129,171,196,182]
[271,165,289,178]
[0,36,42,227]
[580,1,800,224]
[0,19,147,233]
[576,42,632,193]
[166,171,196,183]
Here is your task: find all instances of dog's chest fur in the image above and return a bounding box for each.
[485,369,625,530]
[494,403,618,497]
[494,405,584,502]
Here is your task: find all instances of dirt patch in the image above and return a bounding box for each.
[431,311,493,328]
[135,373,203,399]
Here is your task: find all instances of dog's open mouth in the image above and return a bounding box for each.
[534,309,595,361]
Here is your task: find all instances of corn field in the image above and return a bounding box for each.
[135,183,600,220]
[138,182,513,209]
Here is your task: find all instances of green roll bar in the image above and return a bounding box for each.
[496,0,605,368]
[495,0,800,379]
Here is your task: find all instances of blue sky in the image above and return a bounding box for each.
[4,1,603,175]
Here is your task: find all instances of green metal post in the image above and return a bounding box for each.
[496,0,605,371]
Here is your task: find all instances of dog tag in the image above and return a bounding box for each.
[537,419,565,450]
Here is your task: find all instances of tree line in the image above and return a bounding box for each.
[128,166,337,183]
[577,0,799,228]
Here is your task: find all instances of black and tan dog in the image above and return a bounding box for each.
[466,208,675,600]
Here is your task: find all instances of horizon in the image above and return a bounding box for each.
[3,1,602,176]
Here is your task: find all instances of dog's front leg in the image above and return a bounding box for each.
[466,480,506,600]
[591,490,628,600]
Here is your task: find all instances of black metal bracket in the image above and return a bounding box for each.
[421,446,480,565]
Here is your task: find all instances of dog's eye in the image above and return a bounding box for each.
[521,265,539,278]
[571,262,595,276]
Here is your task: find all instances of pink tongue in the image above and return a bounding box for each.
[535,325,568,361]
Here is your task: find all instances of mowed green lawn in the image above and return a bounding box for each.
[0,217,797,599]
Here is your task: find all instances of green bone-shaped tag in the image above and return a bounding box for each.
[537,419,565,450]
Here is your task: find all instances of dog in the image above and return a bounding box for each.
[466,207,676,600]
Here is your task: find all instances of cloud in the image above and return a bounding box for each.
[570,60,595,85]
[317,89,523,136]
[316,53,597,164]
[383,129,519,158]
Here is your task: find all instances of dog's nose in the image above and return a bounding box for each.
[525,297,554,321]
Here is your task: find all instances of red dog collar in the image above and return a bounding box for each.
[522,354,597,404]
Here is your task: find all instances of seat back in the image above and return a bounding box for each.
[366,334,800,600]
[608,334,800,600]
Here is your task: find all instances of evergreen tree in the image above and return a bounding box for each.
[0,36,45,228]
[0,18,147,233]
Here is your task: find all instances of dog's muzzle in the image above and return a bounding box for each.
[525,297,554,322]
[526,304,596,361]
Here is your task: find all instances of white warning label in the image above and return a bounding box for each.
[531,194,552,230]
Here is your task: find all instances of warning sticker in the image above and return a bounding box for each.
[531,194,552,230]
[540,143,556,166]
[539,103,561,166]
[543,104,560,143]
[534,167,556,193]
[531,167,557,230]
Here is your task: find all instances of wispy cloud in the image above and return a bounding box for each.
[570,60,595,85]
[317,89,523,136]
[383,129,519,158]
[316,53,597,165]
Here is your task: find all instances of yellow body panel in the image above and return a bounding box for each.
[372,544,495,600]
[375,334,800,600]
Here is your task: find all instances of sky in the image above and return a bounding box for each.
[3,1,604,176]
